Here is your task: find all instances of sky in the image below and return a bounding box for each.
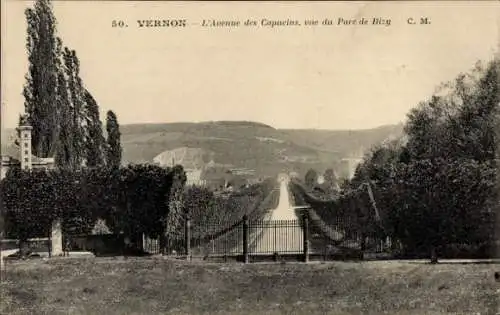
[1,1,498,130]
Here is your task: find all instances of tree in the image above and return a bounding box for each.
[99,165,178,251]
[404,95,451,161]
[323,168,339,192]
[405,59,500,163]
[327,57,500,262]
[182,186,220,225]
[161,165,187,254]
[2,168,56,254]
[83,90,105,167]
[56,169,96,236]
[105,110,122,168]
[98,167,122,232]
[54,70,73,167]
[23,0,61,158]
[2,166,116,254]
[454,59,499,162]
[165,166,187,232]
[386,159,496,260]
[23,0,105,169]
[62,48,86,168]
[304,169,318,189]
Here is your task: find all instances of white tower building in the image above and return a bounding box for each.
[17,124,33,171]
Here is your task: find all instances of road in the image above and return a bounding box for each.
[250,176,303,254]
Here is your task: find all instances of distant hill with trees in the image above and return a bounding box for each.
[118,121,403,178]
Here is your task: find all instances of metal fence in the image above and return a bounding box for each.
[141,213,392,262]
[1,214,391,262]
[249,220,303,255]
[3,214,491,262]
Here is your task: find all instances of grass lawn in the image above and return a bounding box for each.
[0,258,498,315]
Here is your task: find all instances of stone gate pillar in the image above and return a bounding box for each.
[51,219,63,256]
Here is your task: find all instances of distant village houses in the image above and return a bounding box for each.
[152,147,259,190]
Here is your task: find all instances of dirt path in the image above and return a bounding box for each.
[251,177,303,254]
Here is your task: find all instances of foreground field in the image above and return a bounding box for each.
[1,258,498,315]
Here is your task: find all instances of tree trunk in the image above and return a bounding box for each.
[18,238,29,259]
[159,231,166,255]
[48,228,52,258]
[360,233,366,252]
[430,246,438,264]
[160,227,170,255]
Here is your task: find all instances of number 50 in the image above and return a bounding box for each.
[112,20,126,28]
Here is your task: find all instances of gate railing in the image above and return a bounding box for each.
[141,212,390,262]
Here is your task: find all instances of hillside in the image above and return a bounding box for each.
[281,124,405,157]
[120,121,404,177]
[1,121,404,177]
[120,121,325,177]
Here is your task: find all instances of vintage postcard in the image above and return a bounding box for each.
[1,1,499,314]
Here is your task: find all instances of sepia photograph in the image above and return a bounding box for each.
[0,0,499,314]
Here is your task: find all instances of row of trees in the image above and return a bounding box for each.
[22,0,121,169]
[179,180,279,253]
[304,168,340,197]
[344,57,500,260]
[1,164,186,252]
[291,57,499,261]
[183,178,278,227]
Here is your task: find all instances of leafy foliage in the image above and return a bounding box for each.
[2,164,187,253]
[304,169,318,189]
[3,168,51,240]
[290,57,500,260]
[183,178,277,227]
[106,110,122,168]
[23,0,60,158]
[108,165,179,240]
[83,90,106,167]
[23,0,105,168]
[323,168,337,187]
[354,58,499,258]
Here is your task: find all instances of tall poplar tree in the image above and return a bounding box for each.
[23,0,106,169]
[23,0,60,158]
[165,166,187,232]
[54,71,73,167]
[62,47,87,168]
[83,90,105,167]
[105,110,122,169]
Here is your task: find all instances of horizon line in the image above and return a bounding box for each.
[110,119,406,131]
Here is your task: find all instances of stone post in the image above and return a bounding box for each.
[51,219,63,256]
